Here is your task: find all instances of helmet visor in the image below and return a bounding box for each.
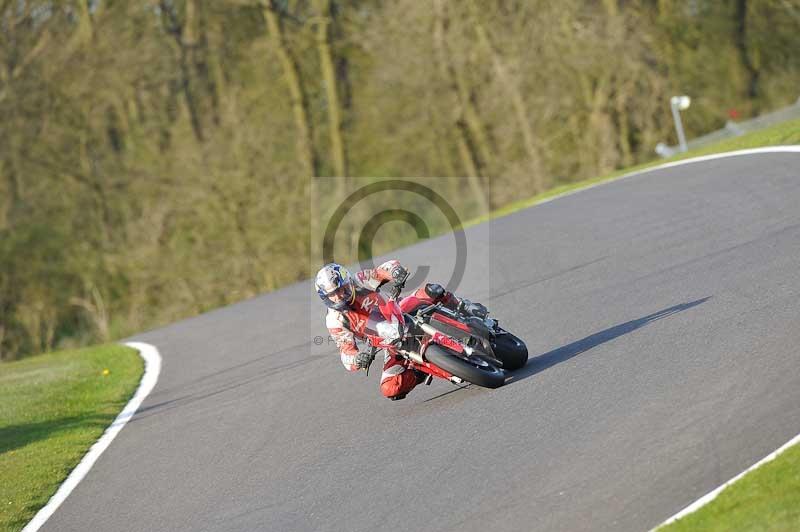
[320,283,354,310]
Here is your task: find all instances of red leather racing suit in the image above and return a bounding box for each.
[325,260,457,399]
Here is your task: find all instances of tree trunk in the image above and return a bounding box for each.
[468,1,544,194]
[182,0,205,141]
[433,0,490,214]
[263,0,318,178]
[314,0,348,179]
[615,80,634,168]
[734,0,759,100]
[0,156,20,230]
[456,121,480,184]
[196,1,221,127]
[0,324,6,361]
[78,110,113,246]
[160,0,205,142]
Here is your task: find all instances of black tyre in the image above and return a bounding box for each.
[424,344,506,389]
[490,331,528,371]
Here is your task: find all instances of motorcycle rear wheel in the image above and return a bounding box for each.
[424,344,505,389]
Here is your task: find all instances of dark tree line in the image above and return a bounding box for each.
[1,0,799,359]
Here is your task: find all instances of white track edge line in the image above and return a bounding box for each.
[21,341,162,532]
[527,145,800,209]
[653,430,800,530]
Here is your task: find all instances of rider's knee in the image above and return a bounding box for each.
[380,371,416,399]
[380,376,404,398]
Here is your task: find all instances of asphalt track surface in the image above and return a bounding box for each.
[43,152,800,532]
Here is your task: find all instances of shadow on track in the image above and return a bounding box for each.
[505,297,711,384]
[421,383,472,403]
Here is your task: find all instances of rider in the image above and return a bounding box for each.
[315,260,461,400]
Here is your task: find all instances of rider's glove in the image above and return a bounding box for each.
[355,349,375,371]
[390,264,409,285]
[386,265,408,300]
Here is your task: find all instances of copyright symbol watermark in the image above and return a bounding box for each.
[312,336,337,346]
[311,177,488,294]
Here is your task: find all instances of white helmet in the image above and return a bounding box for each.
[315,263,356,311]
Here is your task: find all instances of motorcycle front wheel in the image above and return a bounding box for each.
[490,331,528,371]
[424,344,506,389]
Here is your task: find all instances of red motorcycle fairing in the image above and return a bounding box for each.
[430,311,471,333]
[417,360,454,381]
[431,331,464,353]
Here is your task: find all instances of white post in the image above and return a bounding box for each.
[670,95,691,153]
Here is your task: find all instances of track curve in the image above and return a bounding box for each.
[43,150,800,532]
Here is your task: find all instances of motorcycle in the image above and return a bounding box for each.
[360,282,528,389]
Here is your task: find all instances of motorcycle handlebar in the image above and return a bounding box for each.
[409,302,441,321]
[385,278,405,300]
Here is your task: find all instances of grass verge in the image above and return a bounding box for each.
[658,442,800,531]
[466,116,800,228]
[0,344,143,532]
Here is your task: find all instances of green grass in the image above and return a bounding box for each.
[0,345,143,532]
[466,117,800,228]
[659,442,800,531]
